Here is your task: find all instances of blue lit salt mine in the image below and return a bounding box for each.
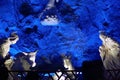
[0,0,120,80]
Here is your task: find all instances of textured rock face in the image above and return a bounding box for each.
[6,51,37,80]
[99,31,120,69]
[39,0,60,26]
[0,32,37,80]
[0,32,19,60]
[10,50,37,71]
[99,31,120,80]
[62,55,75,79]
[52,54,75,80]
[0,0,120,67]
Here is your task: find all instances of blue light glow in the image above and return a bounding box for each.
[0,0,119,68]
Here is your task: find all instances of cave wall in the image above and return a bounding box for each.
[0,0,120,67]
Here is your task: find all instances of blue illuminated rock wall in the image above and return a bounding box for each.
[0,0,120,67]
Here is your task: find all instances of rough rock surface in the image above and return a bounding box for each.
[0,0,120,67]
[99,31,120,80]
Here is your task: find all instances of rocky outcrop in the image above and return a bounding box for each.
[39,0,60,26]
[0,0,120,68]
[6,50,38,80]
[0,32,19,60]
[0,32,38,80]
[53,54,75,80]
[99,31,120,69]
[99,31,120,80]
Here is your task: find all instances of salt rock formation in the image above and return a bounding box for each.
[62,54,75,79]
[7,50,37,80]
[99,31,120,69]
[99,31,120,79]
[7,50,38,71]
[0,32,19,80]
[0,32,19,60]
[40,15,59,26]
[39,0,60,26]
[53,54,75,80]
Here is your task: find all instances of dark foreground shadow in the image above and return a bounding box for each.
[0,61,9,80]
[82,60,105,80]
